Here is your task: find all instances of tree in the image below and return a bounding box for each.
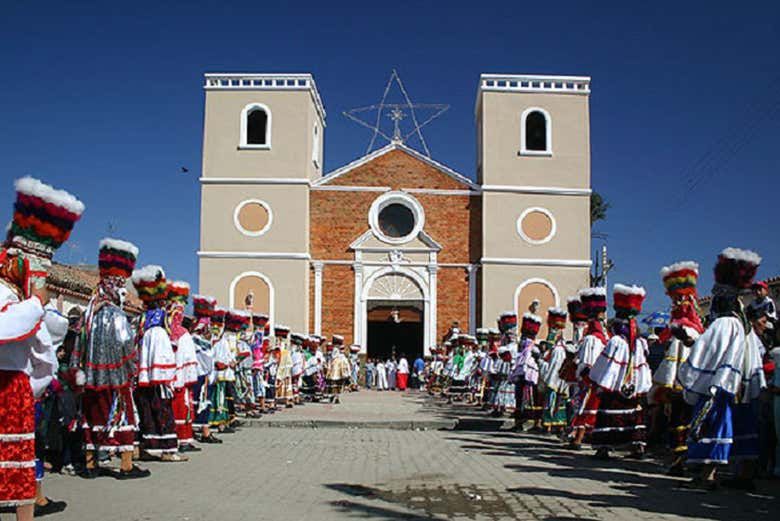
[590,191,610,228]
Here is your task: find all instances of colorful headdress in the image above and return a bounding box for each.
[566,296,588,322]
[7,177,85,259]
[225,309,250,332]
[660,261,699,300]
[332,334,344,346]
[457,334,477,347]
[274,325,290,339]
[131,265,167,306]
[613,284,646,320]
[547,307,568,330]
[579,287,607,318]
[290,333,305,346]
[714,247,761,290]
[498,311,518,333]
[520,312,542,338]
[98,238,138,280]
[167,280,190,304]
[349,344,361,353]
[476,328,489,345]
[487,328,500,342]
[211,306,227,325]
[193,295,217,319]
[252,313,269,329]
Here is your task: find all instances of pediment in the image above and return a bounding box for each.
[350,229,442,252]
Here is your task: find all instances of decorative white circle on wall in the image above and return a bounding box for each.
[516,206,556,245]
[234,199,273,237]
[368,191,425,245]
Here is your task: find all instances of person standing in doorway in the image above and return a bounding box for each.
[397,355,409,391]
[365,359,375,389]
[387,357,397,390]
[376,359,388,391]
[412,355,425,390]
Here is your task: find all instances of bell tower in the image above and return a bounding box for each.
[476,74,592,332]
[198,73,326,331]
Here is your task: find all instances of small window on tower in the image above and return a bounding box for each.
[520,108,552,156]
[247,108,268,145]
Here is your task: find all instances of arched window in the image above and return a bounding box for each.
[520,108,552,155]
[239,103,272,149]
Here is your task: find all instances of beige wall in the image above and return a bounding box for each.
[198,257,310,332]
[480,264,590,332]
[482,192,590,260]
[202,89,324,181]
[200,184,309,253]
[478,91,590,188]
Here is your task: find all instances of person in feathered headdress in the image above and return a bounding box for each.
[167,281,200,452]
[131,266,184,462]
[539,308,570,433]
[71,238,151,479]
[589,284,652,459]
[189,295,221,444]
[568,287,609,449]
[290,332,306,406]
[249,313,269,413]
[510,313,543,430]
[651,261,705,475]
[0,177,83,518]
[678,248,766,490]
[214,309,250,428]
[490,312,520,417]
[275,326,294,407]
[325,334,350,404]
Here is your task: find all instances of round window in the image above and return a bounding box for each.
[517,207,556,244]
[234,200,272,236]
[378,203,415,238]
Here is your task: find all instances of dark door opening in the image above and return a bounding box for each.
[366,301,423,362]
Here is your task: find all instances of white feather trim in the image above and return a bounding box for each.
[131,265,165,283]
[14,176,85,215]
[193,294,217,305]
[720,247,762,265]
[332,334,344,342]
[522,312,542,324]
[499,311,517,318]
[169,280,190,291]
[214,306,228,314]
[613,283,646,297]
[275,324,290,331]
[229,309,250,318]
[488,328,500,335]
[566,296,581,303]
[476,328,489,334]
[660,261,699,278]
[548,307,567,316]
[99,238,139,258]
[578,287,607,297]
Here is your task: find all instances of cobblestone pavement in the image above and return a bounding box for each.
[33,391,779,521]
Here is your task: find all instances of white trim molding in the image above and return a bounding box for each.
[239,103,272,150]
[368,191,426,245]
[481,185,591,196]
[311,185,391,192]
[514,277,560,315]
[404,188,478,196]
[228,270,275,327]
[197,251,311,260]
[199,177,311,186]
[233,199,273,237]
[481,257,592,268]
[312,261,324,335]
[520,107,552,156]
[516,206,556,245]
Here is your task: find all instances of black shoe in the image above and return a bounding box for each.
[79,467,100,479]
[179,444,202,453]
[35,499,67,517]
[201,434,223,444]
[221,426,237,434]
[115,465,151,480]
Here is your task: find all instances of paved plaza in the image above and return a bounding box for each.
[35,391,779,521]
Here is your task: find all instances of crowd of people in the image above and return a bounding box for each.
[0,177,362,519]
[430,249,779,491]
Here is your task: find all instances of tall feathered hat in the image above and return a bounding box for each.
[7,177,85,259]
[714,247,761,290]
[211,306,227,325]
[476,328,489,346]
[660,261,699,300]
[131,265,168,306]
[498,311,518,333]
[613,284,646,320]
[547,307,568,330]
[98,238,138,280]
[274,325,290,339]
[225,309,250,332]
[487,328,500,343]
[566,296,588,322]
[167,280,190,305]
[332,334,345,346]
[193,295,217,319]
[290,332,306,346]
[579,287,607,318]
[520,312,542,338]
[457,334,477,347]
[252,313,269,329]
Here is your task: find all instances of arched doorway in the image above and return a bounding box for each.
[229,271,274,325]
[515,278,558,340]
[364,271,425,362]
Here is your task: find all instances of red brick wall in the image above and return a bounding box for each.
[310,147,482,342]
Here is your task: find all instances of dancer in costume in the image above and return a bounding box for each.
[492,312,518,416]
[301,338,320,401]
[0,177,83,519]
[327,336,350,403]
[290,333,306,405]
[249,314,269,414]
[208,307,232,430]
[350,345,362,391]
[132,266,184,462]
[589,285,652,458]
[219,309,250,426]
[190,295,221,444]
[569,287,609,449]
[511,313,542,430]
[678,248,766,490]
[167,281,200,452]
[540,308,570,433]
[276,326,293,407]
[71,238,150,478]
[651,262,704,475]
[558,297,587,427]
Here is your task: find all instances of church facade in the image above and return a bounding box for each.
[198,73,592,359]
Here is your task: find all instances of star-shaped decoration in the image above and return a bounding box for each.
[343,70,449,157]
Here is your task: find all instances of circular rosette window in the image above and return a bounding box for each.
[517,207,556,244]
[368,192,425,244]
[234,199,272,237]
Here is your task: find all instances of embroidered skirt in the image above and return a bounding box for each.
[542,388,569,428]
[590,391,646,448]
[0,370,36,507]
[82,387,138,453]
[134,386,178,455]
[192,376,211,429]
[516,382,543,421]
[173,386,195,445]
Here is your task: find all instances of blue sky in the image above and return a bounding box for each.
[1,1,778,314]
